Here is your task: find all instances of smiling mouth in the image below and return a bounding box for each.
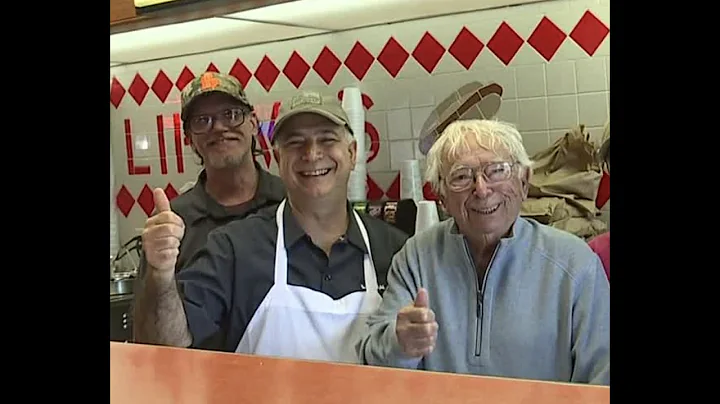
[470,203,501,215]
[208,138,239,146]
[299,168,332,177]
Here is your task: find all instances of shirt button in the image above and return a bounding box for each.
[324,274,332,281]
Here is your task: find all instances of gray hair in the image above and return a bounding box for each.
[425,119,532,196]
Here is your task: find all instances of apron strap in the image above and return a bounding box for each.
[274,199,289,286]
[352,210,379,292]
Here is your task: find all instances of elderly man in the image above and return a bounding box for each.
[134,91,408,363]
[357,119,610,385]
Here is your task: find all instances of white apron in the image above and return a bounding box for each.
[235,199,383,363]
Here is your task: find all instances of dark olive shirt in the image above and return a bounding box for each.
[169,163,286,272]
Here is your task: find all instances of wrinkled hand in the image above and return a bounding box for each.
[395,288,438,358]
[141,188,185,273]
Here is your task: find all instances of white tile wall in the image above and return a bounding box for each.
[110,0,610,244]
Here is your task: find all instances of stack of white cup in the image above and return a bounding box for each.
[342,87,367,202]
[400,159,424,203]
[415,200,440,234]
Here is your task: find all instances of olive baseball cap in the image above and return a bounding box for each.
[180,72,252,120]
[271,91,352,144]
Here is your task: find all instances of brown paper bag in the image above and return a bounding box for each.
[527,125,602,215]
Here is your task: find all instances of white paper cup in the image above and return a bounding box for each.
[415,200,440,234]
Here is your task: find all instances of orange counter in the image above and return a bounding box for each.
[110,342,609,404]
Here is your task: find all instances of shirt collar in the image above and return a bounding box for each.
[283,202,368,254]
[185,161,285,224]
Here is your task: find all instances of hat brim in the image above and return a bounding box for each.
[271,107,347,144]
[181,90,251,121]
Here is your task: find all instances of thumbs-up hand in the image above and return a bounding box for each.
[141,188,185,274]
[395,288,438,358]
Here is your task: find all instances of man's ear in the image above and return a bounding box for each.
[520,167,531,199]
[185,131,196,150]
[248,112,259,132]
[348,139,357,170]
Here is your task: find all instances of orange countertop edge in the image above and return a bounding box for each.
[110,341,610,404]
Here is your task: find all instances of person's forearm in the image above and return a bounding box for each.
[134,270,192,347]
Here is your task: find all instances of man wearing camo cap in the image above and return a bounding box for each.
[134,72,285,346]
[135,90,408,364]
[140,72,285,274]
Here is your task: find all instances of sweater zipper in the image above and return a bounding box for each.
[473,244,500,357]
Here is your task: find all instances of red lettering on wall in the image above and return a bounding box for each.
[172,113,185,174]
[335,91,381,165]
[366,122,380,163]
[124,119,150,175]
[156,115,169,175]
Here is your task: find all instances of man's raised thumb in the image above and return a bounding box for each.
[414,288,429,308]
[153,188,171,213]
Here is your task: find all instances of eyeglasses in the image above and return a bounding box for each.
[187,108,248,134]
[445,161,515,192]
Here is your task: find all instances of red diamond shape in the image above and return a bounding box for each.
[254,55,280,92]
[423,182,439,201]
[283,51,310,89]
[115,185,135,218]
[367,176,385,201]
[206,63,220,73]
[487,22,524,65]
[412,32,446,74]
[110,77,126,108]
[176,66,195,91]
[344,41,375,80]
[570,10,609,56]
[128,73,149,105]
[151,70,173,103]
[377,37,409,78]
[229,59,252,88]
[527,16,567,61]
[449,27,484,70]
[137,184,155,217]
[164,183,179,201]
[313,46,342,84]
[385,173,401,200]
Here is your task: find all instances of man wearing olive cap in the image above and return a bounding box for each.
[134,90,408,363]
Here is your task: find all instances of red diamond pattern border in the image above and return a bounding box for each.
[110,11,608,108]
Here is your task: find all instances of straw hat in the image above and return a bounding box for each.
[417,81,504,156]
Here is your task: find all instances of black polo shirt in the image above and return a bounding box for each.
[176,203,409,352]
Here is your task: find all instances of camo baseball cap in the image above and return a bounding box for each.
[271,91,352,144]
[180,72,252,120]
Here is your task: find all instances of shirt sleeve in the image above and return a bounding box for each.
[570,255,611,385]
[176,229,236,348]
[356,242,423,370]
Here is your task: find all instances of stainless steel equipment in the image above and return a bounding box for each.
[111,236,142,278]
[110,276,134,296]
[111,236,141,297]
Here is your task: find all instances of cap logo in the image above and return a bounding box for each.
[290,92,323,109]
[200,73,221,90]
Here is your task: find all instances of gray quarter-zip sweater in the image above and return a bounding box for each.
[356,217,610,385]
